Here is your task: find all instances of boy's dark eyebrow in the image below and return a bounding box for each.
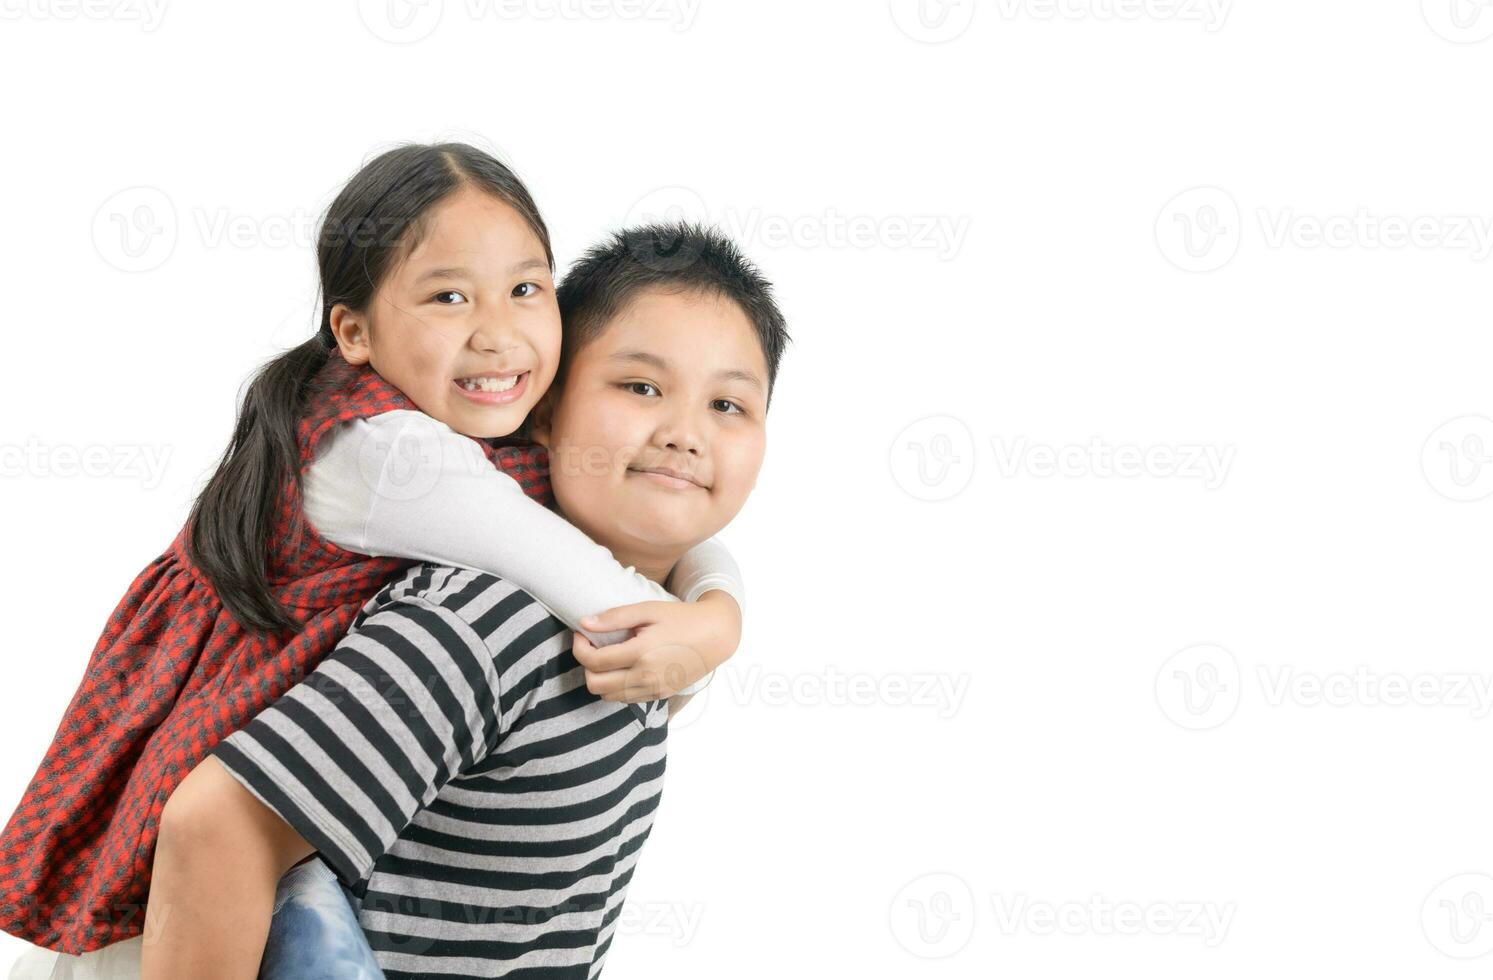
[415,258,549,283]
[608,349,765,393]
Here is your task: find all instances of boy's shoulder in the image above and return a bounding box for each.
[354,563,569,661]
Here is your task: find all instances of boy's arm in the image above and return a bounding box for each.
[664,539,746,697]
[140,594,504,979]
[141,756,314,980]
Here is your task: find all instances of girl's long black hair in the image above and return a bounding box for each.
[185,142,553,633]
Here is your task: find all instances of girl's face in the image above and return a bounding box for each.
[330,185,561,439]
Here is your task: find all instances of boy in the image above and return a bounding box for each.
[139,221,790,979]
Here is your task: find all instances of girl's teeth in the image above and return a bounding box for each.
[458,375,519,393]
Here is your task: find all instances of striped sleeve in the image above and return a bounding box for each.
[212,595,502,887]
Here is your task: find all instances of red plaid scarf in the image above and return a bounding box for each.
[0,346,553,953]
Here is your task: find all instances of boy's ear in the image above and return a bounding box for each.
[528,387,556,448]
[328,304,371,365]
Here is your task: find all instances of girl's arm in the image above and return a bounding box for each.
[304,411,743,691]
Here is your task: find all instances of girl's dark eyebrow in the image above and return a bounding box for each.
[608,349,765,393]
[416,267,469,283]
[415,258,549,284]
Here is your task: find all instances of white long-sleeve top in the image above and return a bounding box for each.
[300,410,742,696]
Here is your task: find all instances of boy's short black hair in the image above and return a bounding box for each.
[554,221,790,408]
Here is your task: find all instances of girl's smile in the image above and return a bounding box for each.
[453,370,530,405]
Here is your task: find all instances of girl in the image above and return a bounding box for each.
[0,142,744,975]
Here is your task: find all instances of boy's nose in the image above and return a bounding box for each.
[657,416,704,456]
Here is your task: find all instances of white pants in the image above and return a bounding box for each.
[7,936,142,980]
[5,855,373,980]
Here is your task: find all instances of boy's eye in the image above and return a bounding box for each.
[432,290,466,305]
[712,399,744,416]
[512,281,542,298]
[622,381,660,397]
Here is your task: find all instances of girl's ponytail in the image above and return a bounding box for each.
[185,141,552,634]
[185,329,337,633]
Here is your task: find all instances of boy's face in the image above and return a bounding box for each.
[531,286,769,570]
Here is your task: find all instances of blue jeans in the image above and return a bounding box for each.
[258,855,385,980]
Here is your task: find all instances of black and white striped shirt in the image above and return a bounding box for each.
[213,564,670,979]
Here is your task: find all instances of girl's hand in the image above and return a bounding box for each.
[574,590,742,702]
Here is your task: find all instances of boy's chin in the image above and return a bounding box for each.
[612,511,723,557]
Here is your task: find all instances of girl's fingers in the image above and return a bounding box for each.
[572,632,645,672]
[579,600,670,635]
[585,668,654,702]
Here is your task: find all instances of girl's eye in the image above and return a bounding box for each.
[712,399,745,416]
[623,381,660,397]
[432,290,466,305]
[512,281,542,298]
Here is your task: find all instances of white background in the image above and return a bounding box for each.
[2,0,1492,977]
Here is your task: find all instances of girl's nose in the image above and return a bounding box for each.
[469,315,520,355]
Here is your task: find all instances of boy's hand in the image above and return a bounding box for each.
[575,590,742,702]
